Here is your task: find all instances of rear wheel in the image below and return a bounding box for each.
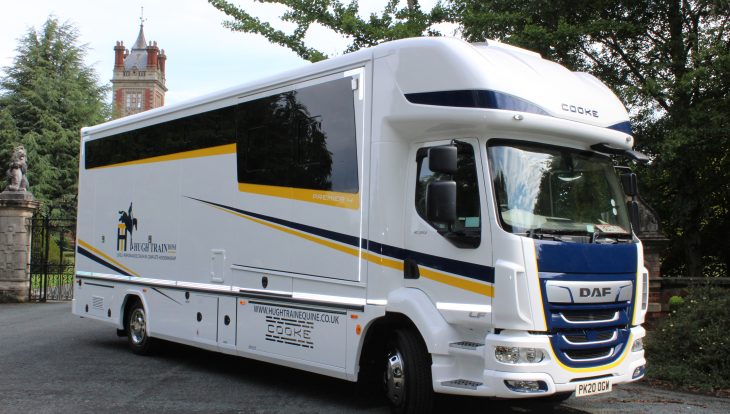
[126,300,157,355]
[383,328,433,414]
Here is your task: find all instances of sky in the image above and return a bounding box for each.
[0,0,450,106]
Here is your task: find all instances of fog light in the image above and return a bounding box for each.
[495,346,520,364]
[504,380,548,393]
[632,365,646,379]
[631,338,644,352]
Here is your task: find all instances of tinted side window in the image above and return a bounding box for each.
[415,142,481,248]
[236,77,358,193]
[85,106,235,169]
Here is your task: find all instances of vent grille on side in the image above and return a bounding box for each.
[92,296,104,311]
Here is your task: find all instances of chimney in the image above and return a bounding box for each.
[146,40,159,69]
[158,49,166,76]
[114,41,125,69]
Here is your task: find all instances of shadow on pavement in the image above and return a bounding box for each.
[94,336,588,413]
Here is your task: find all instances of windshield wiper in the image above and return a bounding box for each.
[524,228,592,242]
[593,231,633,244]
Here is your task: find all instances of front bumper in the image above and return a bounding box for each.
[432,326,646,398]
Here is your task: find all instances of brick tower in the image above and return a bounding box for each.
[111,18,167,119]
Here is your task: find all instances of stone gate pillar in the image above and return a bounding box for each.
[0,191,40,302]
[636,196,669,319]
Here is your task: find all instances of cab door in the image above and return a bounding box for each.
[403,139,493,326]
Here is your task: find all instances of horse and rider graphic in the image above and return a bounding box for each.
[117,202,138,251]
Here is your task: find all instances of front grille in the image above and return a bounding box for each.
[561,310,617,323]
[564,333,587,343]
[596,331,614,341]
[564,347,613,361]
[541,274,635,369]
[561,329,617,345]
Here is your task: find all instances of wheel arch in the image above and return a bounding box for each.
[119,290,148,331]
[357,287,457,381]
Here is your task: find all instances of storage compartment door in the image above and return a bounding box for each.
[218,296,236,351]
[191,294,218,346]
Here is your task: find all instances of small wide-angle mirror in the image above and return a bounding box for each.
[427,181,457,223]
[621,173,638,196]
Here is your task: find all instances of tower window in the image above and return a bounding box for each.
[125,91,143,113]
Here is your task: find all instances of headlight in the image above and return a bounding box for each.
[495,346,545,364]
[631,338,644,352]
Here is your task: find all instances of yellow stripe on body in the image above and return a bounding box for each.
[210,205,362,258]
[238,183,360,210]
[87,143,237,170]
[420,267,494,297]
[212,205,493,297]
[631,243,642,324]
[78,239,139,277]
[362,251,404,272]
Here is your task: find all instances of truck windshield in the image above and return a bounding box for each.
[487,140,632,241]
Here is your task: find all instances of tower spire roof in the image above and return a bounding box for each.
[131,7,147,50]
[131,24,147,50]
[124,8,150,70]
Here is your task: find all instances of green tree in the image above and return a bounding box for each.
[0,17,109,216]
[449,0,730,277]
[208,0,449,62]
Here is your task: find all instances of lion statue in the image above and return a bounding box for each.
[5,146,28,192]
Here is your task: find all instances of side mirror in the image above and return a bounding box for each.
[627,200,641,232]
[621,173,639,197]
[427,181,456,223]
[428,146,457,175]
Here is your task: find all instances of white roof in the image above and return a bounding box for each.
[84,37,630,139]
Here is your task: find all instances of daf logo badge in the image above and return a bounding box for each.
[580,287,612,298]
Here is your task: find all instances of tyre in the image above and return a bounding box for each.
[383,328,433,414]
[126,300,157,355]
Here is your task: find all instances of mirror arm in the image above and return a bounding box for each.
[591,143,649,164]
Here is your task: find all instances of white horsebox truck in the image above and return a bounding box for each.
[74,37,648,413]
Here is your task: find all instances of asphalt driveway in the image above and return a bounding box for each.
[1,302,728,413]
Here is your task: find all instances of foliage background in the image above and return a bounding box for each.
[1,3,728,276]
[647,285,730,390]
[209,0,730,279]
[0,17,109,217]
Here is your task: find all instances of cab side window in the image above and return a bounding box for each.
[415,142,481,248]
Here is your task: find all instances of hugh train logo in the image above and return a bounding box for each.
[117,203,138,251]
[115,202,177,260]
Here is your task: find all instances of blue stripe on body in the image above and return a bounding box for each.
[404,90,633,136]
[607,121,632,134]
[188,197,495,284]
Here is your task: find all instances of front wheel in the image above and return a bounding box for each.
[384,328,433,414]
[126,301,157,355]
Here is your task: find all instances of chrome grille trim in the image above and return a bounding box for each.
[559,311,619,324]
[564,348,614,362]
[562,330,618,346]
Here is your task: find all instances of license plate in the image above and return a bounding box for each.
[575,378,612,397]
